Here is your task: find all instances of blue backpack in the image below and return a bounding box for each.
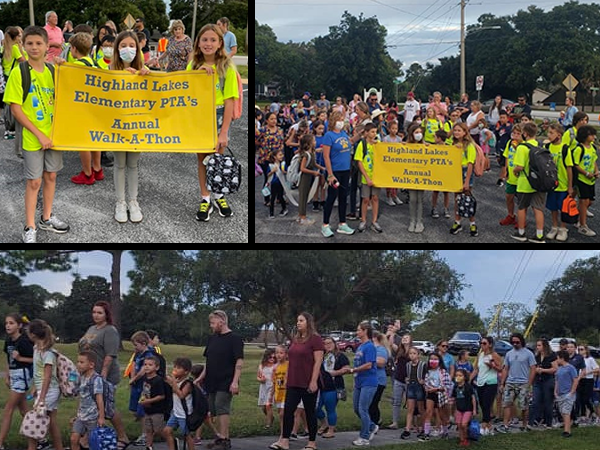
[468,419,481,441]
[89,426,117,450]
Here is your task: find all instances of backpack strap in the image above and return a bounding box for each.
[179,379,194,416]
[19,61,55,103]
[78,58,94,67]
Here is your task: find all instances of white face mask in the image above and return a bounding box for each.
[335,121,344,131]
[414,133,423,141]
[102,47,114,59]
[119,47,137,63]
[478,123,484,129]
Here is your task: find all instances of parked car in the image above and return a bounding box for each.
[493,340,513,356]
[549,337,576,352]
[448,331,482,356]
[587,345,600,358]
[413,340,435,356]
[338,337,361,353]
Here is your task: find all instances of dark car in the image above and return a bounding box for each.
[494,340,513,356]
[448,331,482,356]
[338,337,360,353]
[588,345,600,359]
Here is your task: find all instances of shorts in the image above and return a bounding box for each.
[426,392,440,407]
[505,183,517,195]
[9,367,33,393]
[516,192,546,211]
[576,178,596,201]
[546,190,568,212]
[41,386,61,411]
[462,167,474,187]
[502,383,530,410]
[22,149,64,180]
[556,393,576,415]
[361,184,381,199]
[455,410,473,425]
[72,418,97,436]
[208,391,233,416]
[144,413,165,435]
[406,382,425,401]
[166,414,190,436]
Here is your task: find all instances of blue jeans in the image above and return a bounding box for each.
[316,390,339,426]
[530,377,554,426]
[353,385,377,440]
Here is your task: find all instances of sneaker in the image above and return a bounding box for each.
[499,215,516,226]
[299,217,315,225]
[470,224,478,237]
[94,168,105,181]
[346,213,359,221]
[38,214,70,233]
[386,197,396,206]
[418,435,430,442]
[415,222,424,233]
[497,178,505,186]
[115,201,128,223]
[546,227,558,240]
[431,208,440,218]
[213,197,233,217]
[133,435,146,446]
[337,223,355,235]
[37,440,50,450]
[443,208,451,218]
[578,226,597,237]
[322,225,334,238]
[128,200,143,223]
[193,438,202,446]
[71,170,95,185]
[495,425,510,434]
[393,196,403,205]
[196,200,213,221]
[400,431,411,440]
[587,210,594,217]
[562,432,572,438]
[279,209,288,217]
[358,221,367,233]
[450,223,462,235]
[408,221,416,233]
[511,231,527,242]
[369,424,379,441]
[352,438,370,446]
[22,227,37,244]
[529,234,546,244]
[371,222,383,233]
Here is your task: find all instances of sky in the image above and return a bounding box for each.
[256,0,599,74]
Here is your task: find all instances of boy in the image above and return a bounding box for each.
[355,123,382,233]
[164,358,195,450]
[71,351,105,450]
[572,125,599,237]
[495,110,512,186]
[4,26,69,243]
[555,350,579,438]
[140,356,166,450]
[545,123,573,241]
[512,122,546,243]
[500,124,523,227]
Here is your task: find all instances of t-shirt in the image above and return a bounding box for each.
[504,347,536,384]
[573,143,598,185]
[556,364,578,396]
[33,348,59,391]
[423,118,442,144]
[223,31,237,55]
[354,139,375,184]
[514,139,540,193]
[287,334,324,389]
[185,62,239,106]
[452,382,475,412]
[78,325,121,386]
[1,44,28,76]
[403,100,420,123]
[203,331,244,393]
[354,341,378,389]
[141,374,166,415]
[273,361,288,403]
[3,63,55,151]
[460,143,476,168]
[319,352,349,392]
[3,333,34,371]
[503,140,520,186]
[78,374,104,421]
[322,131,352,172]
[535,352,557,383]
[547,142,573,192]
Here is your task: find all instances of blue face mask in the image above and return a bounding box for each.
[119,47,137,63]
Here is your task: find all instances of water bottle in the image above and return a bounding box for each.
[26,393,34,401]
[68,371,78,383]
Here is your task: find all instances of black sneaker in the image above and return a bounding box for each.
[196,200,213,221]
[400,430,411,440]
[37,440,50,450]
[213,197,233,217]
[450,223,462,235]
[562,432,572,438]
[511,231,527,242]
[470,224,478,237]
[528,235,546,244]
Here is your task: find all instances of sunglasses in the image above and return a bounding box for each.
[511,342,520,345]
[480,342,488,345]
[441,345,449,348]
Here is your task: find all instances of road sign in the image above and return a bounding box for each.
[562,74,579,91]
[124,13,136,30]
[476,75,484,91]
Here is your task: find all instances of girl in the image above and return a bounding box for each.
[266,149,288,218]
[453,369,476,447]
[478,118,494,172]
[26,319,64,450]
[450,123,478,237]
[0,314,34,450]
[298,134,324,225]
[257,349,276,428]
[98,34,116,70]
[573,125,599,236]
[406,123,426,233]
[187,24,239,221]
[455,350,474,377]
[420,353,452,442]
[423,107,442,144]
[313,120,327,212]
[110,30,150,224]
[269,346,289,449]
[382,121,404,206]
[401,347,426,440]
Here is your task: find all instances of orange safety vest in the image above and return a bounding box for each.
[158,38,168,53]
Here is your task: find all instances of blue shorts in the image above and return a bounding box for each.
[462,167,474,188]
[166,414,190,436]
[546,190,568,212]
[406,382,425,401]
[9,368,32,393]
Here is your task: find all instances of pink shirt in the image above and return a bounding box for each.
[44,24,64,62]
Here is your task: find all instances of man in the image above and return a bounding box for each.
[316,92,330,111]
[563,96,578,129]
[403,92,420,130]
[195,310,243,450]
[456,93,472,123]
[367,88,382,114]
[44,11,64,63]
[511,95,532,123]
[135,18,151,60]
[217,17,237,58]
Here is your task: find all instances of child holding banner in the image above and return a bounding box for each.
[406,124,426,233]
[355,123,382,233]
[187,24,239,222]
[4,26,70,243]
[110,30,151,223]
[449,123,478,237]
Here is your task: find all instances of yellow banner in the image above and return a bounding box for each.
[51,64,217,152]
[372,142,462,192]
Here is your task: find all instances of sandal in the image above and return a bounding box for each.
[268,444,288,450]
[322,432,335,438]
[117,441,131,450]
[317,426,328,435]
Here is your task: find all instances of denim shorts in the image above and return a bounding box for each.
[9,368,32,393]
[166,414,190,436]
[406,382,425,401]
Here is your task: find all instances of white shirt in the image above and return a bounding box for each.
[404,100,420,123]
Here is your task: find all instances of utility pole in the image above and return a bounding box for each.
[29,0,35,26]
[460,0,466,96]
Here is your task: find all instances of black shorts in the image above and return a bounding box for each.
[576,178,596,201]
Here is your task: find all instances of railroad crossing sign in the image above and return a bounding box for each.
[562,74,579,92]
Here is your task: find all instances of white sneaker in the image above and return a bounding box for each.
[369,424,379,441]
[128,200,143,223]
[22,227,37,243]
[352,438,370,446]
[546,227,558,240]
[386,197,395,206]
[408,221,416,232]
[393,196,403,205]
[556,227,568,242]
[587,210,594,217]
[115,201,128,223]
[415,222,424,233]
[579,226,597,237]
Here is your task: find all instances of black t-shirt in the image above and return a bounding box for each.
[203,331,244,393]
[140,28,151,53]
[453,382,475,413]
[3,333,34,371]
[141,374,166,415]
[535,352,557,383]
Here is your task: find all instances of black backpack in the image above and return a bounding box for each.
[180,380,209,432]
[522,143,558,192]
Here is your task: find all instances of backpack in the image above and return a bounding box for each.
[561,195,580,224]
[88,374,116,420]
[522,143,559,192]
[457,192,477,218]
[89,426,117,450]
[51,350,79,397]
[472,143,486,177]
[468,419,481,441]
[77,58,99,68]
[180,380,209,432]
[220,69,244,120]
[287,151,310,186]
[204,147,242,194]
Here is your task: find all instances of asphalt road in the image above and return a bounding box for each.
[0,87,248,243]
[255,157,598,244]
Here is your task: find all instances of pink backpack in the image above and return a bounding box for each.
[52,350,79,397]
[220,70,244,120]
[472,143,486,177]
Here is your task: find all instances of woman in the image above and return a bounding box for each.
[488,95,503,128]
[369,331,390,430]
[578,344,599,422]
[78,301,129,449]
[431,91,448,123]
[269,313,323,450]
[158,20,192,72]
[528,339,557,428]
[466,101,485,138]
[316,336,350,439]
[469,336,502,435]
[388,333,412,430]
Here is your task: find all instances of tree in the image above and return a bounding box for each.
[412,302,484,343]
[169,0,248,41]
[484,302,532,339]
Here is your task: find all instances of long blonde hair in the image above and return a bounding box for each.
[2,27,22,64]
[191,24,233,81]
[28,319,55,352]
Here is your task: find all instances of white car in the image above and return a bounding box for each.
[413,340,435,356]
[549,337,576,352]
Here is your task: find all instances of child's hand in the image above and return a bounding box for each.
[199,64,215,76]
[138,67,151,76]
[53,57,66,65]
[125,67,137,75]
[97,417,105,428]
[37,135,53,150]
